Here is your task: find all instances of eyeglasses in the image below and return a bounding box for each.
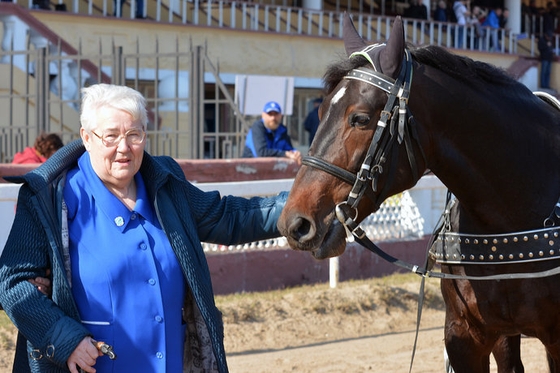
[91,128,146,147]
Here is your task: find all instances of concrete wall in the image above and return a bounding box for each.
[0,159,446,294]
[33,12,345,80]
[207,237,431,295]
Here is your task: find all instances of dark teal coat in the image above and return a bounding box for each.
[0,139,287,372]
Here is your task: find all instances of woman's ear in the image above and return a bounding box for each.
[80,128,92,151]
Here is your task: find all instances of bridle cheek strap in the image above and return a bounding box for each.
[302,50,419,220]
[344,49,416,211]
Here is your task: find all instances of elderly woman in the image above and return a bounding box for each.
[0,84,287,373]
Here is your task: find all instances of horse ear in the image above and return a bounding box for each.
[343,12,367,57]
[380,16,406,78]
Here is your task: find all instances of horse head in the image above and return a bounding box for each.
[277,15,426,259]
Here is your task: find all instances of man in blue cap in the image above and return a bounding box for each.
[242,101,302,164]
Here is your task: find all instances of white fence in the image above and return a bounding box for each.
[0,175,447,253]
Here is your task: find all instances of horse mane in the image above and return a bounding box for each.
[410,45,518,87]
[323,44,519,94]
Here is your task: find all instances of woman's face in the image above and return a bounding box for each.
[81,106,145,189]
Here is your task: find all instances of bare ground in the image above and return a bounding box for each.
[217,273,550,373]
[0,273,549,372]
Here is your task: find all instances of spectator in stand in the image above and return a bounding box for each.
[433,0,448,23]
[498,7,509,48]
[12,133,63,164]
[304,98,322,146]
[499,7,509,29]
[114,0,144,19]
[242,101,302,165]
[135,0,144,18]
[31,0,51,10]
[113,0,125,17]
[538,31,555,89]
[403,0,428,20]
[543,1,556,35]
[523,0,541,34]
[482,7,503,51]
[468,6,486,49]
[453,0,470,48]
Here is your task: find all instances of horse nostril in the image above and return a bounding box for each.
[288,216,315,243]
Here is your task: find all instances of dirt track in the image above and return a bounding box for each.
[218,274,551,373]
[227,326,548,373]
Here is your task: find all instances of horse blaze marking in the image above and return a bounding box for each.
[332,87,346,105]
[326,87,346,122]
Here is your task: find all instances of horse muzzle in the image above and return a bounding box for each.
[279,211,348,259]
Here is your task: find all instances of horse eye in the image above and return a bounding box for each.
[350,113,371,127]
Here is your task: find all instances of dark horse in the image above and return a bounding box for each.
[277,14,560,373]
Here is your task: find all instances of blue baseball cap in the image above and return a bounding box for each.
[263,101,282,114]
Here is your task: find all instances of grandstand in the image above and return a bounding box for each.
[0,0,556,161]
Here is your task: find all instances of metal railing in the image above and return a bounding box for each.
[0,27,252,161]
[13,0,557,56]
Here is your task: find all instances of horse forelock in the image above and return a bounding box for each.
[323,54,371,94]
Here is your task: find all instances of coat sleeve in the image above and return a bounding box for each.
[194,190,289,244]
[161,157,288,245]
[0,185,91,368]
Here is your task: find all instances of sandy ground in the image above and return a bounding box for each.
[0,273,551,373]
[226,324,548,373]
[219,274,550,373]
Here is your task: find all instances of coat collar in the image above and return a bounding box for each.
[7,139,181,199]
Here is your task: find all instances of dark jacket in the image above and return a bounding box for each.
[242,119,295,158]
[539,34,555,62]
[303,107,320,145]
[0,139,287,372]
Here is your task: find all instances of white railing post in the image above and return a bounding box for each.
[329,257,339,288]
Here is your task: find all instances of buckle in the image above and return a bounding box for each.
[30,349,42,360]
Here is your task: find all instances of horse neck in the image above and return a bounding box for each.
[410,71,560,232]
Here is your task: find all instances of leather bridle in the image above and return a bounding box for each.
[302,49,425,227]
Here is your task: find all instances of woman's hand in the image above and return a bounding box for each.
[28,269,52,297]
[67,336,102,373]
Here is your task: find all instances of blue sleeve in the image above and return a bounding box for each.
[196,191,289,244]
[156,157,288,243]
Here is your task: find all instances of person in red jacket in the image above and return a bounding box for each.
[12,133,64,164]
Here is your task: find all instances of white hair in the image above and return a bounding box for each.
[80,84,148,132]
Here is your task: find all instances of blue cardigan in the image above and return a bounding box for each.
[0,139,287,372]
